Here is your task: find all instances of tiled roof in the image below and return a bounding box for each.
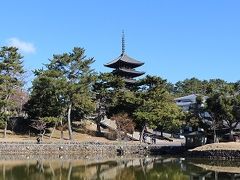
[104,53,144,68]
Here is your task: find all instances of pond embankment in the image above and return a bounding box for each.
[0,141,186,157]
[187,142,240,159]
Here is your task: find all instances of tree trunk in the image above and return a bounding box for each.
[229,128,234,141]
[140,123,146,143]
[49,123,56,139]
[96,98,104,136]
[96,114,103,136]
[213,118,217,143]
[230,122,240,142]
[60,119,64,139]
[97,123,101,135]
[4,121,7,138]
[68,103,73,140]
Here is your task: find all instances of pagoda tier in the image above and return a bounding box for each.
[112,68,145,78]
[104,53,144,69]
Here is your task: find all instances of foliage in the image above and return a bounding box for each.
[93,72,140,116]
[134,75,184,138]
[206,93,240,134]
[25,69,65,118]
[30,120,46,132]
[92,73,117,133]
[26,47,96,139]
[174,78,206,96]
[108,90,140,117]
[184,95,206,130]
[206,79,234,95]
[92,73,116,114]
[174,78,235,97]
[0,112,8,128]
[0,46,25,137]
[1,44,240,143]
[39,116,61,125]
[30,120,46,140]
[111,113,135,134]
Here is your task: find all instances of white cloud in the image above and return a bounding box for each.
[7,38,36,54]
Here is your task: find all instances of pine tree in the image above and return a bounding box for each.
[27,47,95,140]
[134,76,183,142]
[0,46,25,138]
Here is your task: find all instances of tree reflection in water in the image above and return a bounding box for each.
[0,157,240,180]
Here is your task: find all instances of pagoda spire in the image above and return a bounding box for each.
[122,30,125,54]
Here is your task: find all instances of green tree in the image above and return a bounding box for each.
[206,79,234,95]
[174,78,206,96]
[25,69,66,139]
[26,69,65,118]
[134,76,183,142]
[234,80,240,93]
[184,95,207,130]
[27,47,95,140]
[173,78,235,97]
[92,73,125,134]
[0,46,25,138]
[49,47,96,140]
[94,72,140,115]
[206,93,240,141]
[108,89,139,116]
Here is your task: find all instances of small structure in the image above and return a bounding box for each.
[184,131,206,148]
[104,31,145,84]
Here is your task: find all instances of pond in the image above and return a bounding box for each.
[0,156,239,180]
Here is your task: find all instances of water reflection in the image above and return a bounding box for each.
[0,156,240,180]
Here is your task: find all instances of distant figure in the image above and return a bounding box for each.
[143,133,147,143]
[152,136,156,144]
[117,147,124,156]
[36,137,40,144]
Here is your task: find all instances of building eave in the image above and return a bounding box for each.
[104,53,144,68]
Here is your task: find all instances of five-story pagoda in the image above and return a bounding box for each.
[104,32,145,84]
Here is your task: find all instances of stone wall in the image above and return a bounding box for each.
[0,142,186,156]
[187,150,240,159]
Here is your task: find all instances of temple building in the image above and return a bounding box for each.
[104,32,145,84]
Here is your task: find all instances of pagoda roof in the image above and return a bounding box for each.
[104,53,144,68]
[113,68,145,78]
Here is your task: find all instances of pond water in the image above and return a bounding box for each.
[0,156,240,180]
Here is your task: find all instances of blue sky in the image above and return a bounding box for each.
[1,0,240,86]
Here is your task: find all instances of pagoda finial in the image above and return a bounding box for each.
[122,30,125,54]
